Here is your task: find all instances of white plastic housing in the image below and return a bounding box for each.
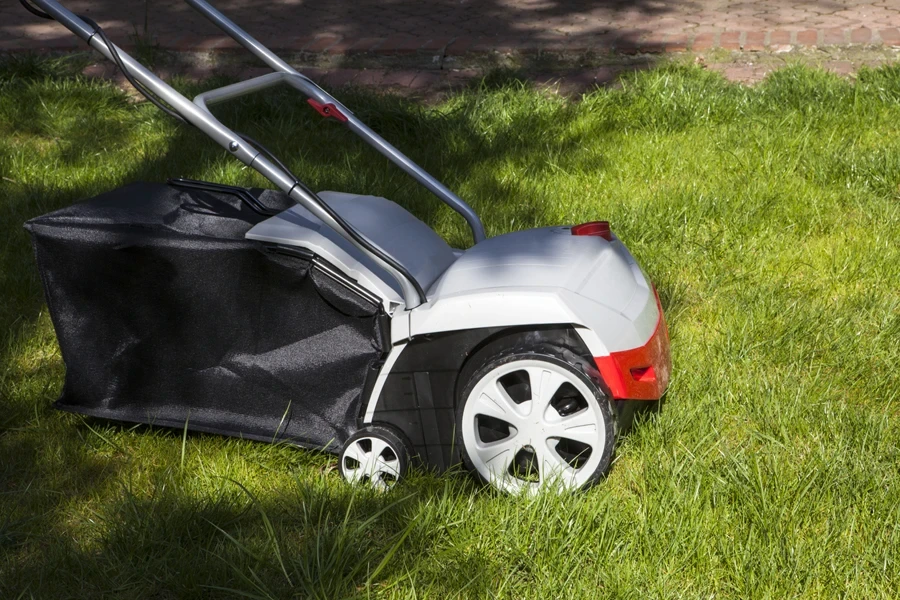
[414,227,659,354]
[246,198,658,356]
[246,192,458,307]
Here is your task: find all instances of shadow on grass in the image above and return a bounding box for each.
[1,451,489,598]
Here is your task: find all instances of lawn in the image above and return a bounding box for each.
[1,54,899,599]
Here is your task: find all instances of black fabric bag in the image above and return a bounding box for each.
[25,182,385,451]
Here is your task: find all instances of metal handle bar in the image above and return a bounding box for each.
[29,0,425,308]
[193,71,319,112]
[184,0,487,246]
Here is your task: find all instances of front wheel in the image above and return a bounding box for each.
[339,425,412,491]
[457,345,616,494]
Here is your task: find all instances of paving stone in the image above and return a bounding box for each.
[324,39,357,55]
[823,28,848,45]
[769,30,792,46]
[850,27,873,44]
[377,36,426,55]
[347,38,386,54]
[720,31,742,50]
[744,31,766,51]
[303,36,341,53]
[407,71,441,90]
[692,32,718,51]
[380,71,420,88]
[639,32,668,54]
[268,35,312,51]
[664,34,690,52]
[352,70,386,86]
[880,28,900,46]
[444,37,475,56]
[796,29,819,46]
[419,37,454,52]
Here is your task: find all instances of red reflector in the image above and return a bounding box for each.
[571,221,612,241]
[630,366,656,382]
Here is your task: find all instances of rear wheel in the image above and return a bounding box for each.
[457,345,615,494]
[339,425,412,491]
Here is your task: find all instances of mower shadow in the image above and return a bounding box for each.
[0,444,494,597]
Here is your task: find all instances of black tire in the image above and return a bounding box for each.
[456,343,616,493]
[339,424,413,490]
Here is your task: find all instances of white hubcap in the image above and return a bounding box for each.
[462,360,606,494]
[341,436,401,491]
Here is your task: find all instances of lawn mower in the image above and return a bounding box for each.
[20,0,671,494]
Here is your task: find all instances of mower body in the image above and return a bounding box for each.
[247,193,670,469]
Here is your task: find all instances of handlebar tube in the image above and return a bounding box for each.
[185,0,487,245]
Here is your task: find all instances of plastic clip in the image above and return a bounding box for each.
[307,98,348,123]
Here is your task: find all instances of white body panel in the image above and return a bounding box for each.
[247,202,658,354]
[415,227,659,354]
[246,192,458,307]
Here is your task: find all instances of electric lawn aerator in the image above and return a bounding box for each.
[20,0,671,494]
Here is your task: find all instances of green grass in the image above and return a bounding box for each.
[2,54,900,598]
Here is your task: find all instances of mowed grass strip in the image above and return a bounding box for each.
[1,54,899,598]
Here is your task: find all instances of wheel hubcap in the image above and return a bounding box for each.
[341,436,400,491]
[462,360,606,493]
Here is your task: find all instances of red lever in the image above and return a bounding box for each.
[307,98,348,123]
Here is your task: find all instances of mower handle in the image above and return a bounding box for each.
[184,0,486,245]
[25,0,430,309]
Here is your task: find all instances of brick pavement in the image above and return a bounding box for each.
[3,0,900,56]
